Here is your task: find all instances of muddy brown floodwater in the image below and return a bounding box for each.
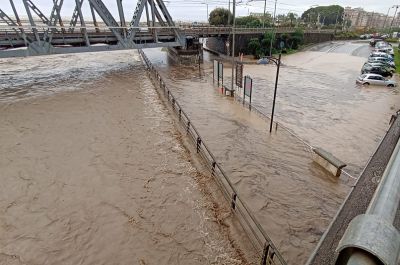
[1,40,399,265]
[145,48,349,264]
[144,41,400,264]
[247,41,400,176]
[0,51,247,265]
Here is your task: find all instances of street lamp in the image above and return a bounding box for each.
[383,6,393,29]
[266,53,282,133]
[230,0,236,91]
[201,2,209,23]
[263,0,267,28]
[389,5,399,32]
[268,0,277,56]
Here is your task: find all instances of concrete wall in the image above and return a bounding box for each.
[205,32,334,56]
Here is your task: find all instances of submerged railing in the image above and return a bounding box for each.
[138,49,287,265]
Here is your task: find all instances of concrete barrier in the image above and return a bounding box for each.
[312,148,346,177]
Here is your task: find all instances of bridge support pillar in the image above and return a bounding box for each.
[167,37,202,65]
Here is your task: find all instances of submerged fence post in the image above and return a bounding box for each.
[261,244,270,265]
[196,137,202,153]
[211,161,216,176]
[231,193,237,209]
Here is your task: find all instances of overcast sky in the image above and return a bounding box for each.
[1,0,397,23]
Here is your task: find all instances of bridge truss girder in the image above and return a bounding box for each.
[0,0,185,57]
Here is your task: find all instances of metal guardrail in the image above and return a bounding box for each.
[334,132,400,265]
[138,49,287,265]
[233,92,356,183]
[0,25,338,35]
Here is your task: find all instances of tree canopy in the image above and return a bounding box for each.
[209,8,232,26]
[301,5,343,25]
[235,16,262,27]
[246,29,304,58]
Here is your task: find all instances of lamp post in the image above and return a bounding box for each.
[267,53,282,133]
[263,0,267,28]
[383,6,392,30]
[389,5,399,33]
[230,0,236,92]
[202,2,209,23]
[268,0,277,56]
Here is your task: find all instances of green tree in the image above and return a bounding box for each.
[301,5,343,26]
[209,8,232,26]
[236,16,262,27]
[261,31,276,55]
[289,29,304,49]
[287,12,298,27]
[248,38,261,57]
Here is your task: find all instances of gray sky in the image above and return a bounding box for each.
[1,0,397,23]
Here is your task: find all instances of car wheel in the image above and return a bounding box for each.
[363,82,370,86]
[388,84,395,87]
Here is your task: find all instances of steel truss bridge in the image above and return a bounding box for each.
[0,0,336,58]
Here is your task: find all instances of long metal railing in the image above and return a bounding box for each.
[138,49,287,265]
[234,90,357,184]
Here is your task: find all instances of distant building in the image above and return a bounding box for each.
[343,7,398,30]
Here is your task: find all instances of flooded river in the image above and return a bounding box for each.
[1,40,399,265]
[0,51,246,264]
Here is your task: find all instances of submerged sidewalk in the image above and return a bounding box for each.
[146,50,352,264]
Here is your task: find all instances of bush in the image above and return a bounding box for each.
[248,38,261,57]
[236,16,262,27]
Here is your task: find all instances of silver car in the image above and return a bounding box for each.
[368,57,396,67]
[370,52,393,60]
[356,73,396,87]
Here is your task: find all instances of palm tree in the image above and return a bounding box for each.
[287,12,297,27]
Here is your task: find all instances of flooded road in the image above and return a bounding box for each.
[144,40,400,264]
[145,48,352,264]
[247,41,400,175]
[0,51,246,264]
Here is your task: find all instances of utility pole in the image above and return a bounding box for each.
[206,3,208,22]
[228,0,231,25]
[334,9,340,34]
[230,0,236,91]
[268,0,277,56]
[383,7,392,29]
[263,0,267,27]
[389,5,399,32]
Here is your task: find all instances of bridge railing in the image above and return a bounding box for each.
[138,49,287,265]
[0,24,338,35]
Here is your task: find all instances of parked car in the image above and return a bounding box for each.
[356,73,396,87]
[364,62,396,72]
[360,34,367,39]
[368,57,396,68]
[369,52,393,61]
[375,41,390,48]
[375,46,395,55]
[370,38,383,46]
[361,64,393,77]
